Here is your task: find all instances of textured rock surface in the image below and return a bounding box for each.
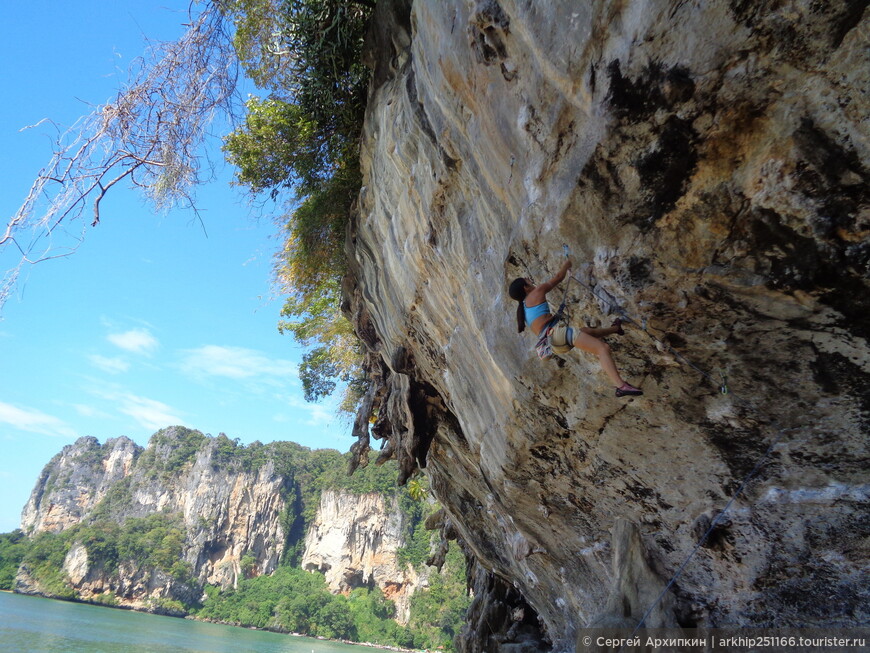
[18,428,416,613]
[20,436,138,534]
[348,1,870,650]
[20,429,286,592]
[302,489,420,622]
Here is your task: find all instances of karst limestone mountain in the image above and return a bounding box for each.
[17,428,419,618]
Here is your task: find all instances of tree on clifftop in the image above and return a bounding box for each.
[222,0,374,412]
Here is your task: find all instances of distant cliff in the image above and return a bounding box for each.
[14,427,421,618]
[303,489,423,622]
[345,1,870,651]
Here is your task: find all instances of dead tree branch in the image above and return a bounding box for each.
[1,2,239,310]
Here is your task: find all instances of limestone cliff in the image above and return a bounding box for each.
[302,489,421,622]
[16,428,417,615]
[21,436,138,534]
[17,429,287,609]
[347,1,870,650]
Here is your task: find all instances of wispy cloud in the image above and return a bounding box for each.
[88,385,184,432]
[283,394,337,428]
[107,328,158,355]
[88,354,130,374]
[71,403,112,420]
[0,401,77,438]
[178,345,297,381]
[117,394,183,431]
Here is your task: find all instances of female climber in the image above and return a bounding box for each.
[508,258,643,397]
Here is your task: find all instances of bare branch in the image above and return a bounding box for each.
[1,2,239,312]
[93,163,142,226]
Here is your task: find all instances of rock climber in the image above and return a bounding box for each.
[508,258,643,397]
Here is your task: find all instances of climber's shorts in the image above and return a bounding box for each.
[548,324,574,354]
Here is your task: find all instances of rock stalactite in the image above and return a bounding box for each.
[347,1,869,650]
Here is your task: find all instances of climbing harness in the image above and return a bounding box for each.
[553,244,795,640]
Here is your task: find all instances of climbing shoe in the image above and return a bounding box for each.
[615,382,643,397]
[612,318,625,336]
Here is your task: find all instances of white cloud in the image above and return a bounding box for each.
[89,354,130,374]
[283,394,337,428]
[87,385,184,432]
[117,394,184,431]
[71,403,112,419]
[108,328,158,354]
[0,401,77,438]
[179,345,297,381]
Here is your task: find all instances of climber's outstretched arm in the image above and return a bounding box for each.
[537,258,573,294]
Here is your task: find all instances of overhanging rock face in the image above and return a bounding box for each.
[347,1,869,650]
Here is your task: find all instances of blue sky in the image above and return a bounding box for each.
[0,1,354,532]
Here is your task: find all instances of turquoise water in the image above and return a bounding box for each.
[0,592,377,653]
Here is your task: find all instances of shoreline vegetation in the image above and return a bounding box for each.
[8,589,426,652]
[0,556,464,653]
[1,433,470,651]
[192,614,424,652]
[3,529,468,651]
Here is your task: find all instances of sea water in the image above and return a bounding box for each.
[0,592,378,653]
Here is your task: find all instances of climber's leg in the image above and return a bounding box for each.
[580,318,625,338]
[580,324,622,338]
[572,331,624,386]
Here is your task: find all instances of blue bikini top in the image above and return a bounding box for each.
[523,301,551,326]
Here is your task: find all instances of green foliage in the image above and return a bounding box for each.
[20,530,76,599]
[147,596,187,615]
[396,478,434,567]
[116,513,190,580]
[318,454,400,496]
[68,512,191,583]
[14,511,193,605]
[407,478,427,502]
[197,566,355,637]
[0,530,27,590]
[220,0,373,414]
[220,97,316,195]
[88,477,134,522]
[74,439,111,471]
[396,512,433,569]
[196,544,469,651]
[78,520,122,572]
[240,553,257,578]
[212,434,270,471]
[347,588,415,647]
[222,0,372,149]
[91,591,120,607]
[138,427,209,479]
[275,590,355,639]
[197,567,415,645]
[407,546,471,651]
[298,347,338,401]
[5,429,471,650]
